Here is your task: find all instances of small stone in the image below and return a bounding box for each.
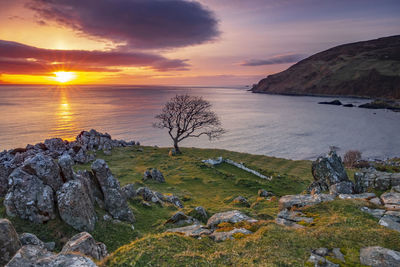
[258,189,273,198]
[143,168,165,183]
[19,233,44,248]
[369,197,383,206]
[207,210,257,229]
[232,196,250,207]
[338,193,376,200]
[209,228,252,242]
[44,242,56,252]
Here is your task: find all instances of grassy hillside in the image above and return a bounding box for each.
[1,146,399,266]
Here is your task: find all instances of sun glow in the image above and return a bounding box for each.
[53,71,76,83]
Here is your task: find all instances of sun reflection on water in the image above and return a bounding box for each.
[52,87,79,140]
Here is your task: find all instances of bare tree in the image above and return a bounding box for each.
[153,94,225,154]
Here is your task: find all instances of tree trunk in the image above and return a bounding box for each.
[173,139,181,154]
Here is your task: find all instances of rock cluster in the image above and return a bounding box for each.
[166,210,257,242]
[354,168,400,193]
[2,135,135,231]
[307,247,345,266]
[275,210,313,229]
[308,151,354,194]
[132,186,183,208]
[0,129,137,198]
[143,168,165,183]
[360,246,400,267]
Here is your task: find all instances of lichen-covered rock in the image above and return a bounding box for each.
[329,181,354,195]
[0,219,21,266]
[258,189,274,198]
[136,187,163,204]
[233,196,250,207]
[0,161,13,197]
[143,168,165,183]
[44,138,67,155]
[5,245,98,267]
[312,151,349,186]
[338,193,376,200]
[91,159,135,223]
[166,224,211,237]
[379,212,400,232]
[5,168,56,223]
[381,192,400,206]
[207,210,257,229]
[209,228,252,242]
[355,168,400,193]
[74,170,104,208]
[360,207,385,219]
[360,246,400,267]
[121,183,136,199]
[165,212,198,226]
[61,232,108,261]
[189,206,209,223]
[276,210,314,226]
[22,153,63,191]
[164,194,184,208]
[58,153,74,181]
[56,180,97,232]
[19,233,45,248]
[279,194,335,210]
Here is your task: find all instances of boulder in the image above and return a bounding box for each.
[121,184,136,199]
[207,210,257,229]
[0,161,13,197]
[360,207,385,219]
[143,168,165,183]
[44,138,67,155]
[5,168,56,223]
[136,187,163,204]
[311,151,349,186]
[164,194,184,208]
[355,168,400,193]
[61,232,108,261]
[5,245,98,267]
[56,180,97,232]
[338,193,376,200]
[209,228,252,242]
[91,159,135,223]
[381,192,400,206]
[279,194,335,210]
[232,196,250,207]
[0,219,21,266]
[166,224,212,238]
[329,181,354,195]
[58,154,74,181]
[19,233,45,248]
[74,170,104,208]
[360,246,400,267]
[258,189,274,198]
[369,197,383,206]
[22,153,64,191]
[188,206,209,223]
[165,212,198,226]
[379,212,400,232]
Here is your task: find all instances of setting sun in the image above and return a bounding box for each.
[54,71,76,83]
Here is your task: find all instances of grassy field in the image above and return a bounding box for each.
[1,146,399,266]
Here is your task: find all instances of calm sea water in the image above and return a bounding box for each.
[0,85,399,160]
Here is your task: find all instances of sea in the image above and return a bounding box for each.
[0,85,399,160]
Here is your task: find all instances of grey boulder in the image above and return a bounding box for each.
[56,180,97,232]
[91,159,135,223]
[0,219,21,266]
[207,210,257,229]
[61,232,108,261]
[58,153,75,181]
[19,233,45,248]
[360,246,400,267]
[143,168,165,183]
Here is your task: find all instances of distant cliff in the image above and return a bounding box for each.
[251,35,400,99]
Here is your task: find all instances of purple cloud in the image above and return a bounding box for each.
[241,53,307,66]
[27,0,220,49]
[0,40,189,74]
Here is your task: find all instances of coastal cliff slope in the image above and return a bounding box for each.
[251,35,400,99]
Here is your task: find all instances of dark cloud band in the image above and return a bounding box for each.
[27,0,220,49]
[241,54,306,66]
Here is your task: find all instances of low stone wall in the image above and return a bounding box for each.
[202,157,271,180]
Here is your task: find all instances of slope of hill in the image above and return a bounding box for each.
[251,35,400,99]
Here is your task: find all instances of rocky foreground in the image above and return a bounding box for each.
[1,131,400,266]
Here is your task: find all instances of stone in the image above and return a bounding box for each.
[381,192,400,205]
[165,212,198,226]
[92,159,135,223]
[360,246,400,267]
[143,168,165,183]
[329,181,354,195]
[0,219,21,266]
[136,187,163,205]
[209,228,252,242]
[22,153,64,191]
[44,138,67,155]
[278,194,335,210]
[121,183,136,199]
[307,253,339,267]
[166,224,212,238]
[37,253,98,267]
[275,218,304,229]
[5,245,54,267]
[189,206,209,223]
[391,185,400,193]
[379,215,400,232]
[207,210,257,229]
[360,207,385,219]
[19,233,45,248]
[74,170,104,208]
[56,180,97,232]
[232,196,250,207]
[311,151,349,186]
[369,197,383,206]
[338,193,376,200]
[58,153,74,181]
[384,204,400,211]
[5,168,56,223]
[355,168,400,193]
[0,161,13,197]
[61,232,108,261]
[258,189,274,198]
[277,210,314,224]
[164,194,184,208]
[44,242,56,252]
[332,248,345,262]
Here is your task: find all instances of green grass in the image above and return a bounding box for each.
[2,146,399,266]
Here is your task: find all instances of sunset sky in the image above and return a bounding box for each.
[0,0,399,86]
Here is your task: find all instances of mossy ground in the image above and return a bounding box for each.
[1,146,400,266]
